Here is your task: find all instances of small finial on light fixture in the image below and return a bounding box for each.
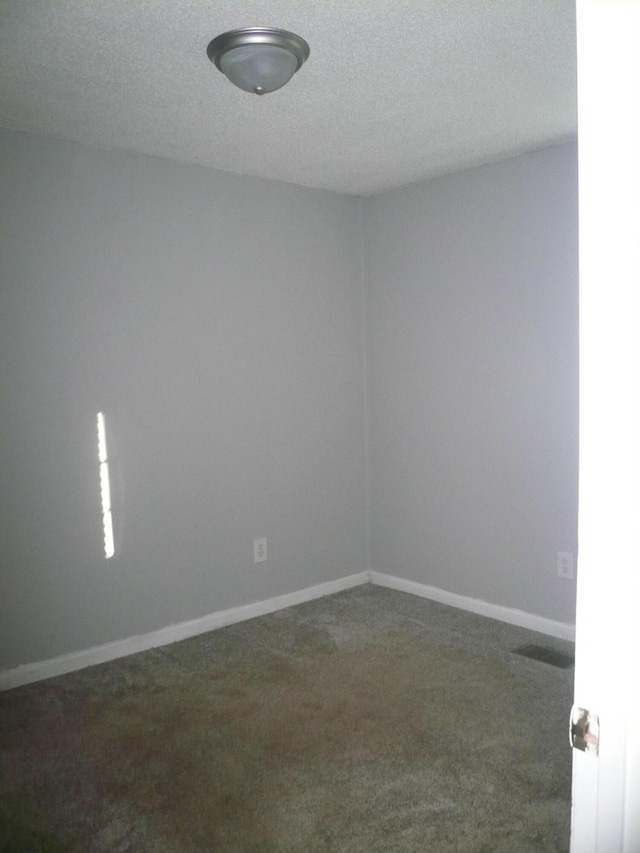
[207,27,310,95]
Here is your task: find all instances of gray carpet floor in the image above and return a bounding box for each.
[0,584,574,852]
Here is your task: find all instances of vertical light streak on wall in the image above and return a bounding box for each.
[97,412,115,559]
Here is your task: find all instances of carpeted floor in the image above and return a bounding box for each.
[0,585,574,852]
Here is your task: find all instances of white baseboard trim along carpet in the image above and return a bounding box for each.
[0,570,575,690]
[0,573,368,690]
[368,572,576,643]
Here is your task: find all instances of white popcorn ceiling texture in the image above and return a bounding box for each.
[0,0,577,196]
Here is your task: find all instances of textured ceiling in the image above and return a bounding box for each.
[0,0,577,196]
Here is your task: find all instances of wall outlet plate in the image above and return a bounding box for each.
[557,551,574,580]
[254,538,267,564]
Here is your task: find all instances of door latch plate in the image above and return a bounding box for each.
[570,706,599,754]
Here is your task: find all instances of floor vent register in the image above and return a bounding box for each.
[512,644,575,669]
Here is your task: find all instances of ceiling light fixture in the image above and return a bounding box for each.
[207,27,310,96]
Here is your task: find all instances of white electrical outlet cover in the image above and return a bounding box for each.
[254,538,268,563]
[557,551,574,580]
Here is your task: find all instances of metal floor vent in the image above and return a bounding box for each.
[512,644,575,669]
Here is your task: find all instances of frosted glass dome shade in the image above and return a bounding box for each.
[220,45,299,94]
[207,28,310,96]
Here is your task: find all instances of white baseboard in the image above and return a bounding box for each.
[369,571,575,642]
[0,572,369,691]
[1,568,575,690]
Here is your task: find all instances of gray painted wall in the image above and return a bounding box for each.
[0,130,367,670]
[363,144,579,624]
[0,132,578,672]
